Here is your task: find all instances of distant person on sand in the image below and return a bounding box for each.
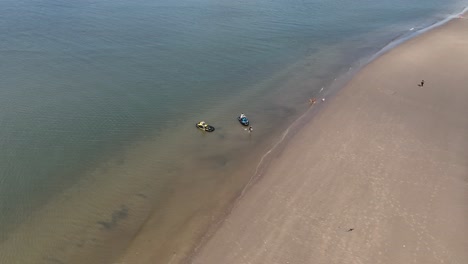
[248,126,253,133]
[309,98,316,104]
[418,80,425,87]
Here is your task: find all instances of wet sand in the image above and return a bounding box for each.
[190,16,468,264]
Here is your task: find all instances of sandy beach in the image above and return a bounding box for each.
[189,15,468,264]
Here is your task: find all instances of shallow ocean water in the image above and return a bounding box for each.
[0,0,466,262]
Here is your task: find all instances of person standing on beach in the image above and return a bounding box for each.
[248,126,253,133]
[419,80,425,87]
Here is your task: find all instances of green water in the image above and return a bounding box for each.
[0,0,466,262]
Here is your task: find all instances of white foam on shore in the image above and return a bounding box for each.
[238,4,468,204]
[368,6,468,63]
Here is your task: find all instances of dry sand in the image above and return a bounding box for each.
[189,16,468,264]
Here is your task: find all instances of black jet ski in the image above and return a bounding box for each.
[238,115,249,126]
[196,121,215,132]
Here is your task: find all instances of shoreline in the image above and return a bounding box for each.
[184,7,468,262]
[1,6,466,262]
[189,10,468,264]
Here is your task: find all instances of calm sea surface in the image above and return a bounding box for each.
[0,0,466,263]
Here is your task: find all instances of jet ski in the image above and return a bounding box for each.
[196,121,215,132]
[238,115,249,126]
